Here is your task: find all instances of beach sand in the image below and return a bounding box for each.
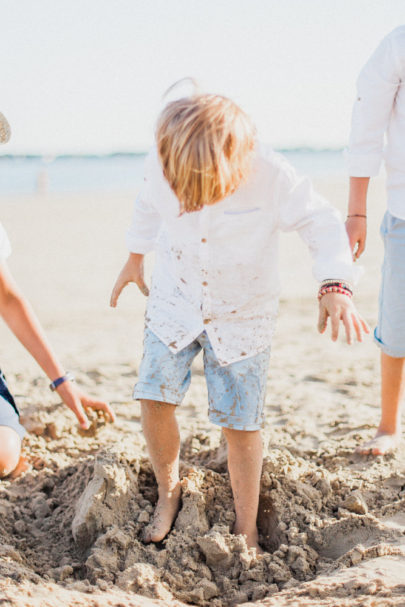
[0,177,404,607]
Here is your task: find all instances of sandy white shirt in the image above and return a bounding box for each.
[127,144,354,366]
[0,222,11,261]
[346,26,405,220]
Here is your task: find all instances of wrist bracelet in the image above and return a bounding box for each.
[347,214,366,218]
[320,279,353,292]
[318,286,353,301]
[49,372,75,392]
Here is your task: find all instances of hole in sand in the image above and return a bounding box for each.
[2,433,405,606]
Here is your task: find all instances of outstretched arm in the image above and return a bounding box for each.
[276,158,368,343]
[110,253,149,306]
[111,149,162,307]
[0,262,115,428]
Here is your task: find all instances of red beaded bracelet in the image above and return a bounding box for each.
[319,281,353,295]
[318,286,353,301]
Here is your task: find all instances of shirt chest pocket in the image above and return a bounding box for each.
[218,206,268,246]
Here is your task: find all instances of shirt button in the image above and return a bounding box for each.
[203,318,211,324]
[202,281,208,286]
[201,238,207,243]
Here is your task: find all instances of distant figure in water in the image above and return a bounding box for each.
[111,85,368,553]
[0,112,115,479]
[36,167,49,195]
[346,27,405,456]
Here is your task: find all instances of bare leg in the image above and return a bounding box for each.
[222,427,263,552]
[140,400,181,542]
[0,427,22,478]
[357,353,405,455]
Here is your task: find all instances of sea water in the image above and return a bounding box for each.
[0,149,346,196]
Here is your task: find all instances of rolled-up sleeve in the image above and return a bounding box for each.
[277,160,355,283]
[346,32,401,177]
[126,150,162,254]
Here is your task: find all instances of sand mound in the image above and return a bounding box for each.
[1,395,405,607]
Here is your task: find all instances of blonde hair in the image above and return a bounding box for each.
[156,93,256,213]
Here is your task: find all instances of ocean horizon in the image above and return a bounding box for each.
[0,148,347,196]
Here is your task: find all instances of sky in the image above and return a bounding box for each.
[0,0,403,155]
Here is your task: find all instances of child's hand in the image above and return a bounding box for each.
[56,381,116,430]
[345,216,367,260]
[110,253,149,308]
[318,293,370,344]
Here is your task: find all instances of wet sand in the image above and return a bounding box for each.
[0,177,404,606]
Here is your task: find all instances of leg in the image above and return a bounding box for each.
[140,399,181,542]
[357,353,404,455]
[201,334,271,551]
[222,427,263,552]
[360,213,405,456]
[0,426,22,478]
[134,329,202,541]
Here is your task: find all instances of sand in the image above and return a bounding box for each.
[0,176,405,607]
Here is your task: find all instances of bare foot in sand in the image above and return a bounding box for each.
[234,524,264,554]
[9,455,31,479]
[143,484,181,543]
[355,432,401,456]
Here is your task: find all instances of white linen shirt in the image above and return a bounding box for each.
[127,144,354,366]
[346,26,405,220]
[0,222,11,261]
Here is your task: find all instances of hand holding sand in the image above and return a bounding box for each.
[318,292,369,344]
[110,253,149,307]
[55,381,116,430]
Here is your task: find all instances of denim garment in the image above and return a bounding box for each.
[374,211,405,357]
[133,328,271,431]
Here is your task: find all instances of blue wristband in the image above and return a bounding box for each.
[49,372,75,392]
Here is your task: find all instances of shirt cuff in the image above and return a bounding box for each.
[315,263,363,286]
[345,150,382,177]
[125,233,156,254]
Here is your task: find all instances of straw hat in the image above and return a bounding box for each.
[0,112,11,144]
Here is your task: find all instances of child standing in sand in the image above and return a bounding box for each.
[0,112,115,479]
[111,91,368,552]
[346,26,405,456]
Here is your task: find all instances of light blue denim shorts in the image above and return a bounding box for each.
[133,328,271,431]
[374,211,405,358]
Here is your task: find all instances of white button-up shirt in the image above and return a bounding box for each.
[346,26,405,220]
[127,144,354,366]
[0,222,11,261]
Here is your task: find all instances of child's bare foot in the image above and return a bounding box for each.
[9,455,31,479]
[233,523,264,554]
[355,432,401,456]
[142,484,181,543]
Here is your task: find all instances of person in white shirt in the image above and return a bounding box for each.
[0,113,115,479]
[346,26,405,456]
[111,92,368,552]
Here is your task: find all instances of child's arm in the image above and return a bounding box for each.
[346,31,401,259]
[275,158,368,344]
[0,262,115,428]
[110,253,148,306]
[345,177,369,260]
[111,150,161,307]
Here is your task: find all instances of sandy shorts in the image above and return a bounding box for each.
[374,211,405,358]
[0,369,26,440]
[133,328,271,431]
